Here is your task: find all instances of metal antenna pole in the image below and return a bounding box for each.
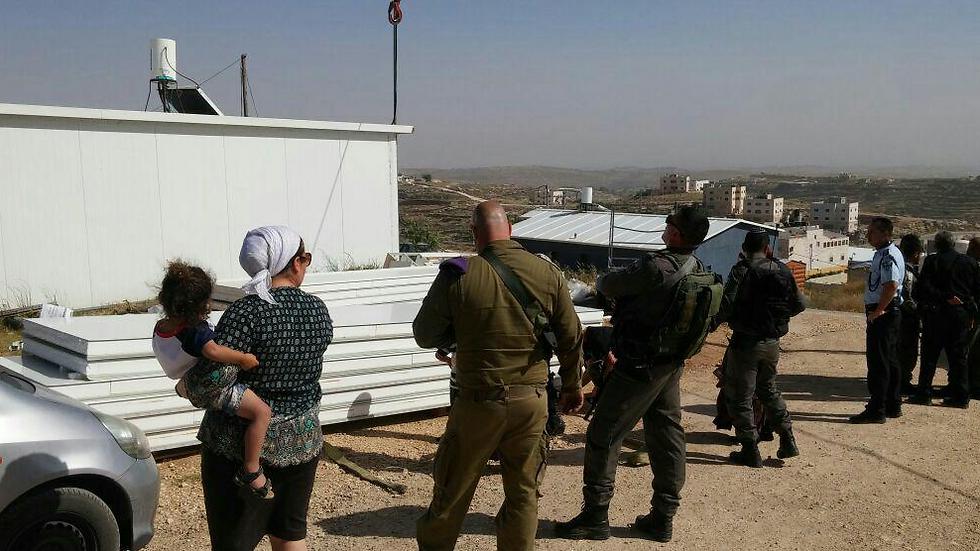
[608,209,616,269]
[240,54,249,117]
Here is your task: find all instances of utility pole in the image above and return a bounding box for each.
[608,209,616,270]
[240,54,249,117]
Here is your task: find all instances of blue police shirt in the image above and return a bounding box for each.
[865,242,905,306]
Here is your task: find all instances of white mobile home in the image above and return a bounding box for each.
[0,103,413,308]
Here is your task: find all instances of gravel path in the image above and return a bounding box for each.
[147,310,980,550]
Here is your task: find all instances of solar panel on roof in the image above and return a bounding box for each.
[160,87,224,115]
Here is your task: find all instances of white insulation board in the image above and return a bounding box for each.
[7,297,605,452]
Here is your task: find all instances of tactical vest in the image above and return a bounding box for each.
[615,253,723,365]
[730,257,797,339]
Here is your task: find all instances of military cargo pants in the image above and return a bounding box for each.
[723,336,792,443]
[417,384,547,551]
[582,363,685,519]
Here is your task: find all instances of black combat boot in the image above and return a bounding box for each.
[906,392,931,405]
[776,429,799,459]
[546,413,566,437]
[729,440,763,468]
[848,409,886,424]
[632,510,673,542]
[941,397,969,409]
[554,504,610,540]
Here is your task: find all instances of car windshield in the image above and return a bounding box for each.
[0,371,36,393]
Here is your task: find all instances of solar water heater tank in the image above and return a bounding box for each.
[150,38,177,82]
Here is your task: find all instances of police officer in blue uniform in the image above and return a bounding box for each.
[851,217,906,424]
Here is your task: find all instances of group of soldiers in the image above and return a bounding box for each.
[410,201,980,550]
[857,221,980,417]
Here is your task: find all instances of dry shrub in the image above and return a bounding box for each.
[803,274,865,313]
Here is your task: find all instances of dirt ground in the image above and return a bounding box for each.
[146,310,980,551]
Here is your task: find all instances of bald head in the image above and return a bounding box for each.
[471,200,512,251]
[968,237,980,261]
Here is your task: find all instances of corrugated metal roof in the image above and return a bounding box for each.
[513,208,776,251]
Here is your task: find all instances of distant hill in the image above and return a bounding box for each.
[401,166,729,190]
[402,165,979,189]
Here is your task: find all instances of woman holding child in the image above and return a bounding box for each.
[167,226,333,551]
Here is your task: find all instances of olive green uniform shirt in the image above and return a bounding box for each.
[412,239,584,392]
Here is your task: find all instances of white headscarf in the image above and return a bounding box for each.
[239,225,303,305]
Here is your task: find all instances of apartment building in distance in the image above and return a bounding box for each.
[703,183,747,217]
[776,226,849,276]
[742,193,784,225]
[810,196,859,234]
[660,173,705,193]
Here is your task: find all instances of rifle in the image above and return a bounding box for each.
[582,326,614,420]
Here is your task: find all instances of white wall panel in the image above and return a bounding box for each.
[341,137,396,267]
[0,106,407,307]
[283,136,345,270]
[78,120,164,303]
[222,134,290,261]
[0,119,93,306]
[155,128,234,278]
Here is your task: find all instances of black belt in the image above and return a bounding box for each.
[865,299,900,313]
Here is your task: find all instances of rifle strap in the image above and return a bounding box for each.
[480,248,556,357]
[481,248,538,317]
[659,254,698,289]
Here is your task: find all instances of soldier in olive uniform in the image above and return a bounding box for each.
[555,206,711,543]
[716,229,806,468]
[413,200,585,551]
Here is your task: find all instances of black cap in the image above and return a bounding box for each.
[666,206,710,247]
[742,227,770,253]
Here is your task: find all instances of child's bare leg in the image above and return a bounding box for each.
[237,389,272,489]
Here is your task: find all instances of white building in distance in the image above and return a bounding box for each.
[810,196,859,234]
[703,183,747,217]
[776,226,849,276]
[743,194,784,225]
[660,173,704,193]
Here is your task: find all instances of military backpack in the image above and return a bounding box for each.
[645,254,724,363]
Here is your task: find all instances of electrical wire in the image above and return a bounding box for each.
[246,75,259,116]
[143,81,153,111]
[162,46,202,88]
[199,58,242,86]
[613,225,664,233]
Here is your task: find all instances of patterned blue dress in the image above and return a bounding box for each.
[193,286,333,466]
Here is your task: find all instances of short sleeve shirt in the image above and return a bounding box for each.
[152,320,215,379]
[865,242,905,306]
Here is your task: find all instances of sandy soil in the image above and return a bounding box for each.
[146,310,980,550]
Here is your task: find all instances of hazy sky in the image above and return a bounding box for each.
[2,1,979,170]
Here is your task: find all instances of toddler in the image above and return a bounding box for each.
[152,261,273,499]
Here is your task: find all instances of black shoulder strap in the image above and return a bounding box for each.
[480,248,558,353]
[659,254,698,289]
[480,248,537,315]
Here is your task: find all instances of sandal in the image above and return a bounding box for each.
[234,465,274,500]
